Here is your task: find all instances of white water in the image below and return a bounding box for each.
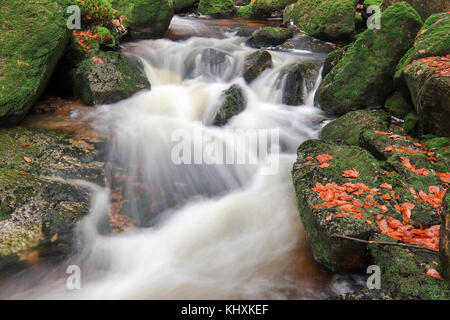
[4,17,362,299]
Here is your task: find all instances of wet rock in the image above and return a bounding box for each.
[320,110,391,146]
[286,0,357,42]
[198,0,236,18]
[384,91,415,120]
[71,51,150,106]
[174,0,197,12]
[213,85,246,126]
[200,48,230,66]
[440,191,450,282]
[110,0,174,39]
[0,0,70,126]
[403,59,450,137]
[278,62,321,106]
[243,50,272,83]
[279,34,336,54]
[382,0,449,20]
[236,27,257,37]
[315,2,423,116]
[246,27,293,48]
[237,0,296,19]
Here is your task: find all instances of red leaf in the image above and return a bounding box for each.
[316,154,333,164]
[426,268,444,280]
[342,168,360,178]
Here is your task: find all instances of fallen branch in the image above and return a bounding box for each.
[331,234,439,254]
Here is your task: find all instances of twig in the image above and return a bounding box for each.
[331,234,439,254]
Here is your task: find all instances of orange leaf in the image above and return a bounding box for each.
[326,214,332,222]
[382,194,391,200]
[426,268,444,280]
[319,162,330,168]
[380,183,393,190]
[316,154,333,164]
[24,156,32,163]
[342,168,360,178]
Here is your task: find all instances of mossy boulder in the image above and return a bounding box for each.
[286,0,357,42]
[237,0,296,19]
[246,27,293,48]
[110,0,174,39]
[243,50,272,83]
[315,2,423,116]
[213,85,246,126]
[277,62,321,106]
[395,13,450,86]
[321,110,391,146]
[71,51,150,106]
[384,91,415,119]
[382,0,450,20]
[369,234,449,299]
[0,0,70,125]
[174,0,197,12]
[403,58,450,137]
[441,192,450,282]
[322,46,350,78]
[198,0,236,18]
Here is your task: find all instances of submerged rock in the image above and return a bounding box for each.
[246,27,293,49]
[243,50,272,83]
[110,0,174,39]
[0,0,70,126]
[286,0,357,42]
[71,51,150,106]
[198,0,236,18]
[315,2,423,115]
[213,85,246,126]
[278,62,321,106]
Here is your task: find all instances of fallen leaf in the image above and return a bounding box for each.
[342,168,360,178]
[24,156,32,163]
[426,268,444,280]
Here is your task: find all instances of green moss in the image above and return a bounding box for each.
[403,112,420,136]
[214,85,246,126]
[384,91,414,119]
[246,27,293,48]
[0,0,70,125]
[316,2,423,115]
[198,0,236,18]
[238,0,295,19]
[76,0,113,27]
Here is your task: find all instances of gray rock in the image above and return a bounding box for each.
[243,50,272,83]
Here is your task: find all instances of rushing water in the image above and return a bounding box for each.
[1,17,364,299]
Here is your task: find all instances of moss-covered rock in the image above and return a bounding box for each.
[321,110,391,146]
[246,27,293,48]
[395,13,450,86]
[0,0,70,125]
[384,91,415,119]
[315,2,423,116]
[213,85,246,126]
[403,58,450,137]
[243,50,272,83]
[321,45,350,78]
[174,0,197,12]
[237,0,296,19]
[286,0,357,42]
[369,234,449,299]
[71,51,150,106]
[198,0,236,18]
[382,0,449,20]
[110,0,174,39]
[440,191,450,282]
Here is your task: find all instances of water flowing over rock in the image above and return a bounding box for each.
[213,85,246,126]
[71,51,150,106]
[243,50,272,83]
[315,2,423,115]
[0,0,70,126]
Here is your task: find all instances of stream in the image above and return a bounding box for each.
[0,16,365,299]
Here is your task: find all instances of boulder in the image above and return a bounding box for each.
[213,85,246,126]
[278,62,321,106]
[395,13,450,87]
[382,0,450,20]
[403,58,450,137]
[321,46,349,78]
[71,51,150,106]
[0,0,70,125]
[315,2,423,115]
[384,91,415,119]
[246,27,293,48]
[110,0,174,39]
[243,50,272,83]
[174,0,197,12]
[286,0,357,42]
[440,192,450,282]
[198,0,236,18]
[237,0,296,19]
[320,110,391,146]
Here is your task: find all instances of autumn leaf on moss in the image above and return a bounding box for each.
[316,154,332,163]
[426,268,444,280]
[342,168,360,178]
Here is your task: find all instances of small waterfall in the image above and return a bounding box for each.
[2,17,362,299]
